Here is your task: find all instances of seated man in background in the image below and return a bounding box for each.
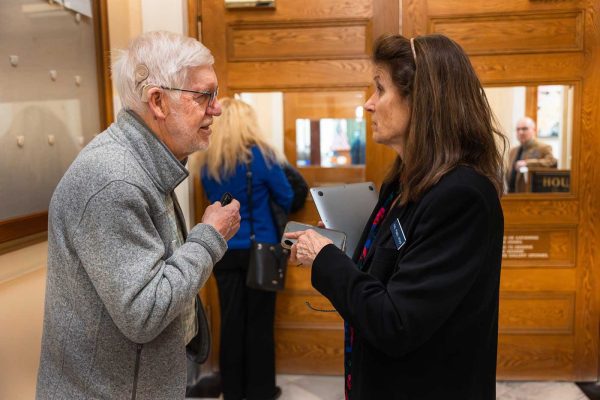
[36,31,241,400]
[506,116,557,193]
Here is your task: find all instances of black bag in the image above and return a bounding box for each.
[245,160,290,291]
[186,295,211,363]
[247,240,289,291]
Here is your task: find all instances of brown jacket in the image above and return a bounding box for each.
[505,139,557,192]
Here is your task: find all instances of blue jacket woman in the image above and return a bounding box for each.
[199,98,292,400]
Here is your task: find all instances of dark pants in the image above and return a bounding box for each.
[214,249,277,400]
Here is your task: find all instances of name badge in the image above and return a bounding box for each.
[390,218,407,250]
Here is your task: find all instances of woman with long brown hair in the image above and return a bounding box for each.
[286,34,506,400]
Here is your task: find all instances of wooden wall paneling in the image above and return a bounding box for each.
[428,0,587,16]
[366,0,401,188]
[0,212,48,246]
[497,336,574,379]
[284,90,367,119]
[469,54,584,84]
[222,0,372,23]
[525,86,538,125]
[197,0,398,375]
[94,0,113,129]
[429,11,584,55]
[276,293,343,325]
[499,292,575,335]
[501,199,578,225]
[275,328,344,374]
[402,0,428,37]
[202,0,229,96]
[573,0,600,379]
[296,166,365,187]
[187,0,199,39]
[227,19,370,61]
[403,0,599,382]
[500,269,576,292]
[228,60,372,90]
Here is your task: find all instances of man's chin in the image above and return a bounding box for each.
[196,140,210,152]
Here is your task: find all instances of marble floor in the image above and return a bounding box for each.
[191,374,594,400]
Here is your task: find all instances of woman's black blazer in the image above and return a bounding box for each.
[312,166,504,400]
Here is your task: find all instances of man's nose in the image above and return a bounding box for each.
[208,98,222,116]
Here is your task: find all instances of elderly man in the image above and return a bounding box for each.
[506,116,557,193]
[36,31,240,399]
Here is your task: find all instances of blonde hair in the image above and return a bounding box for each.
[198,97,286,182]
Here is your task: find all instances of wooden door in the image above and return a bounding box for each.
[192,0,399,374]
[193,0,600,380]
[404,0,600,380]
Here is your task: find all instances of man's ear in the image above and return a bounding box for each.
[145,86,168,120]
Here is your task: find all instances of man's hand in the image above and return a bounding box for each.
[516,160,527,169]
[201,199,241,241]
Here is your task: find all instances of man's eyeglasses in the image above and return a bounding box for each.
[160,86,219,107]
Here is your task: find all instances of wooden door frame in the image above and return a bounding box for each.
[189,0,401,373]
[403,0,600,381]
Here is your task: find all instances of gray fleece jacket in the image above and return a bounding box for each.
[36,110,227,399]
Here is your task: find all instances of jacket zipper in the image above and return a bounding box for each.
[131,343,143,400]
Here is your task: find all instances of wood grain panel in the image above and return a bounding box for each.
[471,53,584,84]
[500,269,576,292]
[428,0,588,16]
[298,166,365,187]
[402,0,599,381]
[228,20,369,61]
[497,336,574,379]
[284,90,366,119]
[430,12,583,55]
[285,263,316,292]
[502,226,577,268]
[574,0,600,379]
[287,199,321,226]
[499,292,575,335]
[501,199,578,225]
[275,328,344,374]
[228,60,372,90]
[0,212,47,243]
[223,0,372,22]
[276,293,343,326]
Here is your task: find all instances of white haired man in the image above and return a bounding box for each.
[506,116,558,193]
[36,31,240,399]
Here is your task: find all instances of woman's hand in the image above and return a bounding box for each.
[286,229,333,267]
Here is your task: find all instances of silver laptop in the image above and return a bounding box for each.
[310,182,379,257]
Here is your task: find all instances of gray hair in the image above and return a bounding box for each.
[112,31,214,112]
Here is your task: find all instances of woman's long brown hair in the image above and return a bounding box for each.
[374,34,507,204]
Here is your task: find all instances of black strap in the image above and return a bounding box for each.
[246,160,254,240]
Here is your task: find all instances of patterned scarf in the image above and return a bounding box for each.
[344,190,397,399]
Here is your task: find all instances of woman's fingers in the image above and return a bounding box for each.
[284,230,305,239]
[290,243,300,264]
